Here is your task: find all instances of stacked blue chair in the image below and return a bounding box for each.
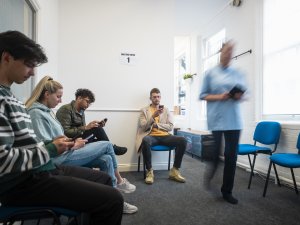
[263,133,300,197]
[238,121,281,189]
[138,145,175,179]
[0,205,79,225]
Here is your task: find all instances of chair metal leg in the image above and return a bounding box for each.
[247,154,253,170]
[273,163,281,186]
[168,150,171,170]
[290,168,299,194]
[248,154,256,189]
[138,155,141,172]
[263,161,273,197]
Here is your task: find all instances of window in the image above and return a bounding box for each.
[174,37,191,116]
[0,0,36,102]
[263,0,300,118]
[201,29,226,116]
[202,29,226,74]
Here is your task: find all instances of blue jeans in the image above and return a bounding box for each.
[52,141,119,187]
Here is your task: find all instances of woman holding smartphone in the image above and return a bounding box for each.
[26,76,138,214]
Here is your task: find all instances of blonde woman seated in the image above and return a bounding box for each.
[25,76,137,214]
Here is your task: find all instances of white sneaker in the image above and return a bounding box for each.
[123,202,138,214]
[117,178,136,194]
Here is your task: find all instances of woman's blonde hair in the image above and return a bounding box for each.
[25,75,63,108]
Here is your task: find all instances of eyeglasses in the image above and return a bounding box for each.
[83,98,92,105]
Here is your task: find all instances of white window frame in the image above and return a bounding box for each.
[174,37,191,117]
[262,0,300,122]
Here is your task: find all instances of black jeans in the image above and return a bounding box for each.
[141,135,187,170]
[206,130,240,195]
[82,127,109,144]
[1,165,123,225]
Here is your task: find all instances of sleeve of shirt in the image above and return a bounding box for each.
[157,108,174,132]
[29,109,55,141]
[138,108,154,132]
[236,69,249,100]
[56,106,82,138]
[199,72,211,100]
[44,141,59,158]
[0,113,50,176]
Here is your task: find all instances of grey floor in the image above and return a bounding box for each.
[21,154,300,225]
[121,155,300,225]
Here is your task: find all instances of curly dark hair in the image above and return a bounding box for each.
[75,88,95,103]
[0,30,47,66]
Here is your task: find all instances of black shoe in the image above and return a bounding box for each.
[222,194,238,204]
[113,145,127,155]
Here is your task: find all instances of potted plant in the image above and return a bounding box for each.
[183,73,197,80]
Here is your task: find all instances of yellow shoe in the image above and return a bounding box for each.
[169,167,186,183]
[145,169,154,184]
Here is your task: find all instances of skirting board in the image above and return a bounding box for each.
[118,162,173,172]
[236,161,300,187]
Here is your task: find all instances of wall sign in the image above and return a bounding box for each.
[120,52,137,65]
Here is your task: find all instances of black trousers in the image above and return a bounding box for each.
[82,127,109,144]
[1,165,123,225]
[207,130,240,195]
[141,135,187,170]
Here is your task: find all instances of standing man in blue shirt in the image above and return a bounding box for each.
[199,41,247,204]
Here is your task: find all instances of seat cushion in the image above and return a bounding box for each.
[151,145,174,151]
[238,144,271,155]
[270,153,300,168]
[0,206,78,220]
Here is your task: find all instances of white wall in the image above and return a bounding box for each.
[55,0,175,170]
[32,0,300,183]
[35,0,59,81]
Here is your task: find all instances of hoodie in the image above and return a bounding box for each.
[28,102,64,143]
[27,102,72,164]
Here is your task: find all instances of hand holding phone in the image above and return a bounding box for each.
[72,138,87,150]
[52,136,74,153]
[229,85,245,98]
[98,118,108,127]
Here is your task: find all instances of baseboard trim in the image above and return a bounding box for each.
[118,162,173,172]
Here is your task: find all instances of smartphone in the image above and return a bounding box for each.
[84,134,94,141]
[159,105,164,110]
[99,118,108,125]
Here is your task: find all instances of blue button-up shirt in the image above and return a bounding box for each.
[199,65,247,131]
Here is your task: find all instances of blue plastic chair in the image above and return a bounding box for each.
[238,121,281,189]
[263,133,300,197]
[0,205,79,225]
[138,145,175,179]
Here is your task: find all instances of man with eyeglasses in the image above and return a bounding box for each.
[56,88,127,155]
